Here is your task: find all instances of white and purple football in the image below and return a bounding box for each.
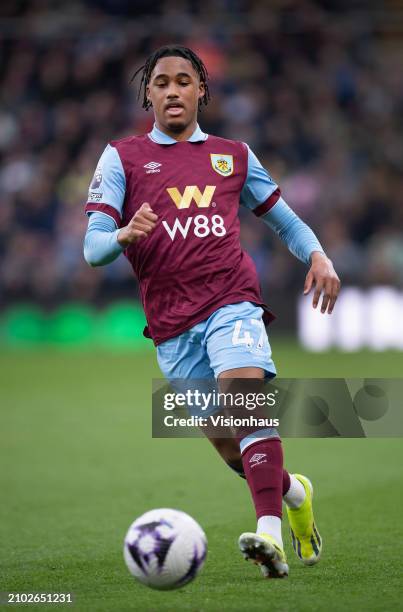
[123,508,207,590]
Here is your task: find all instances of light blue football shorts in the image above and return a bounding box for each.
[156,301,276,381]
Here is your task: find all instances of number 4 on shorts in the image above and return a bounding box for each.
[232,319,265,349]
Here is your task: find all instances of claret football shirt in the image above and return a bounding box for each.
[85,124,281,345]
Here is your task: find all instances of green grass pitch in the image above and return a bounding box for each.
[1,343,402,611]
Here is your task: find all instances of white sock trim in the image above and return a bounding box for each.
[256,515,283,548]
[284,474,306,509]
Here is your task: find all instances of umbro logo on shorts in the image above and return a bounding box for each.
[144,161,161,174]
[249,453,267,467]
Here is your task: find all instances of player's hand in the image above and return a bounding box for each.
[303,251,341,314]
[118,203,158,247]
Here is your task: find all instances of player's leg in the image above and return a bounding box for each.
[209,431,321,568]
[203,303,287,577]
[219,368,289,578]
[207,437,246,477]
[204,302,321,575]
[216,371,321,568]
[156,323,214,380]
[207,436,299,504]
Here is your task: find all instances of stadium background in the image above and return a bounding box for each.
[1,1,402,611]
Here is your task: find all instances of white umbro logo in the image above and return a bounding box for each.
[144,161,161,174]
[249,453,267,467]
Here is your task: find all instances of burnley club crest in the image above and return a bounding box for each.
[210,154,234,177]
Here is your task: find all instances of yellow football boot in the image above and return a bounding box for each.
[286,474,322,566]
[239,532,289,578]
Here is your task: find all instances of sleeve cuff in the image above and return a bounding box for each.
[112,228,125,254]
[252,188,281,217]
[85,203,122,227]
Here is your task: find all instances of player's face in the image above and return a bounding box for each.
[146,56,205,134]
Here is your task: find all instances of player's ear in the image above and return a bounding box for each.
[198,80,205,101]
[146,85,152,107]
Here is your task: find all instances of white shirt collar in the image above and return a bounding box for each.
[148,123,207,144]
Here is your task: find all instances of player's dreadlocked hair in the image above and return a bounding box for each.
[131,45,210,111]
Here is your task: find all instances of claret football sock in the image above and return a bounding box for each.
[239,437,289,578]
[283,473,306,509]
[241,437,284,521]
[227,463,293,496]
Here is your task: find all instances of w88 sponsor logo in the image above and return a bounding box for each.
[162,214,226,241]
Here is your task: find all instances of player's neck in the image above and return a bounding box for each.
[155,120,198,142]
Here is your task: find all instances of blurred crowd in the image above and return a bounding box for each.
[1,0,403,313]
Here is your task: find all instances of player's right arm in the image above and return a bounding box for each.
[83,145,157,266]
[116,203,158,248]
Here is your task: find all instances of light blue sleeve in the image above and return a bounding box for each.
[262,196,324,264]
[86,144,126,225]
[83,212,124,267]
[240,145,279,210]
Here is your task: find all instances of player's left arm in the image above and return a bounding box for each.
[262,198,340,314]
[240,144,340,314]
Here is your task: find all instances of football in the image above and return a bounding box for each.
[123,508,207,590]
